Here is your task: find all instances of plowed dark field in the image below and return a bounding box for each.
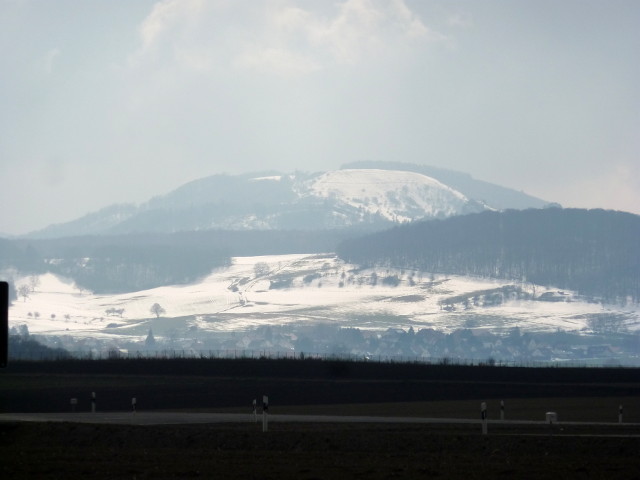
[1,359,639,479]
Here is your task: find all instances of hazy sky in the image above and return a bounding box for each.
[1,0,638,235]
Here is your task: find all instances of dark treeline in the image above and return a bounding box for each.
[5,357,640,414]
[1,229,359,293]
[55,244,231,293]
[6,357,640,384]
[2,234,231,293]
[337,208,640,303]
[8,335,71,361]
[20,229,359,258]
[0,238,42,272]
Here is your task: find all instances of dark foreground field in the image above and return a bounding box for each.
[1,421,639,479]
[1,358,639,479]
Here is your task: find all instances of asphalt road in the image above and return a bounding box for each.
[1,411,638,431]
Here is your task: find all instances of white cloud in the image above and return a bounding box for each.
[447,11,474,29]
[234,46,321,76]
[389,0,430,37]
[289,0,438,65]
[139,0,206,52]
[131,0,443,75]
[131,0,226,71]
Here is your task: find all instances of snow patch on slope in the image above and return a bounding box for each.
[306,169,474,222]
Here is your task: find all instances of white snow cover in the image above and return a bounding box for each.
[9,254,639,342]
[249,175,283,182]
[305,169,472,222]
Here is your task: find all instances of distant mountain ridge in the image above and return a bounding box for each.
[29,164,551,238]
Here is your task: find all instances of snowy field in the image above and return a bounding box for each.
[9,253,640,343]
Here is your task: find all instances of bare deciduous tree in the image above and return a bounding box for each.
[18,284,30,302]
[254,262,270,278]
[29,275,40,292]
[150,303,166,318]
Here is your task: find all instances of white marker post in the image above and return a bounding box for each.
[91,391,96,413]
[132,397,137,413]
[481,402,487,435]
[253,398,257,423]
[546,412,557,424]
[262,395,269,433]
[619,404,623,424]
[70,398,78,412]
[500,400,505,421]
[546,411,557,436]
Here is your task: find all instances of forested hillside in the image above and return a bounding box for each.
[1,229,356,294]
[336,208,640,303]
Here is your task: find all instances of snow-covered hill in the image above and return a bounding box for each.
[10,254,639,346]
[30,165,537,237]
